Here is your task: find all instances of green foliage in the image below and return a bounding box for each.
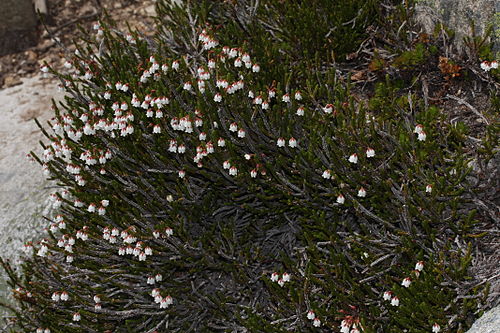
[394,42,430,69]
[463,21,496,60]
[155,0,388,80]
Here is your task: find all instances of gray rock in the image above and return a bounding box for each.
[466,306,500,333]
[0,0,38,56]
[414,0,499,54]
[0,76,63,319]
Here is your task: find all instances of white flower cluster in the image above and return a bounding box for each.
[270,271,291,287]
[383,291,399,306]
[414,124,427,142]
[36,240,49,257]
[306,310,322,327]
[339,319,361,333]
[93,294,102,311]
[35,328,51,333]
[151,288,173,309]
[276,137,298,148]
[480,60,498,72]
[55,234,75,257]
[51,291,69,302]
[199,29,218,50]
[382,260,426,310]
[147,274,163,285]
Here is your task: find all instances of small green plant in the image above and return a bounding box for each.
[464,21,496,60]
[394,42,430,68]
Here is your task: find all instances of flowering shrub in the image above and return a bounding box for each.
[1,1,495,332]
[155,0,391,80]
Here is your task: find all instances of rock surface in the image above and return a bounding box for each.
[0,75,62,317]
[415,0,499,53]
[0,0,38,56]
[466,306,500,333]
